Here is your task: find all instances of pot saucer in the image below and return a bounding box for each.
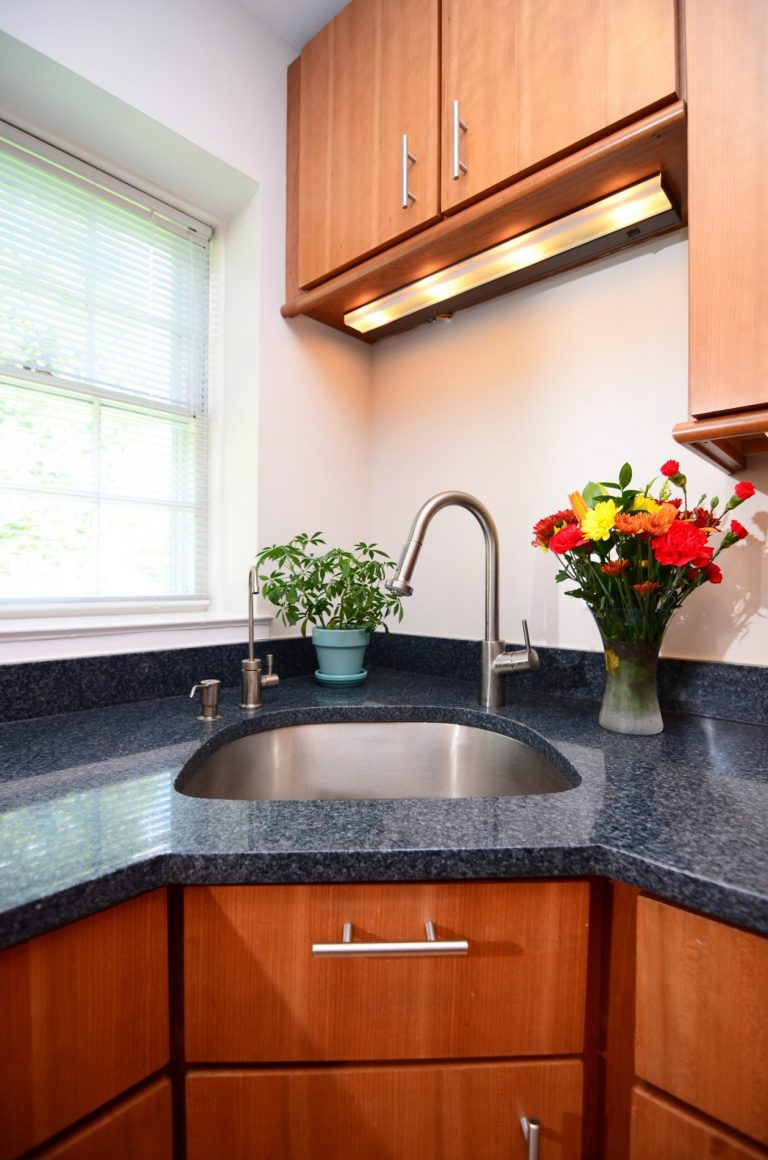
[314,669,368,687]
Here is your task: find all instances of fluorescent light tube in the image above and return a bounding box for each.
[344,175,676,334]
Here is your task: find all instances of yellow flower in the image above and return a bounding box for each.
[633,495,660,513]
[581,499,617,541]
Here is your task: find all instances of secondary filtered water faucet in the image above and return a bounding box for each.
[388,491,539,708]
[241,566,280,709]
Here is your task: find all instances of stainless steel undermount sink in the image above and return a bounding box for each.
[175,720,578,801]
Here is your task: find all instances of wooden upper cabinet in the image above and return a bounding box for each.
[687,0,768,418]
[441,0,679,213]
[296,0,440,289]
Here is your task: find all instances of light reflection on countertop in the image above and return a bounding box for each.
[0,668,766,947]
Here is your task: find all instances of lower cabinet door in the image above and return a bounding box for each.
[34,1078,173,1160]
[186,1059,583,1160]
[631,1086,768,1159]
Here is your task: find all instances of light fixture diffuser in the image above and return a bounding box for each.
[344,175,678,334]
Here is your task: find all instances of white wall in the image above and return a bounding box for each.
[370,234,768,665]
[0,0,373,655]
[1,0,765,666]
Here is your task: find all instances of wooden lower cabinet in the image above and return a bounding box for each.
[635,896,768,1146]
[184,880,590,1063]
[0,889,169,1160]
[34,1078,173,1160]
[186,1059,583,1160]
[630,1086,768,1160]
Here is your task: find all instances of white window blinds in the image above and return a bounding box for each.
[0,122,211,610]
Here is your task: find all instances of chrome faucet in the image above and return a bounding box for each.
[241,566,280,709]
[388,491,539,708]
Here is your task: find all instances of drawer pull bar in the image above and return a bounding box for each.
[520,1116,540,1160]
[312,921,469,957]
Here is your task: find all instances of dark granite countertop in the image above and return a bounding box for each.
[0,667,766,949]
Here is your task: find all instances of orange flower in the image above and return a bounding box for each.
[569,491,589,522]
[633,581,660,595]
[643,502,679,536]
[600,560,630,576]
[614,504,678,537]
[614,512,649,535]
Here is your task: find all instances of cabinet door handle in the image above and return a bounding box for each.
[312,920,469,957]
[452,99,468,180]
[520,1116,540,1160]
[401,133,417,208]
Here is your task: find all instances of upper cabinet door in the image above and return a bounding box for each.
[297,0,439,289]
[687,0,768,418]
[441,0,679,213]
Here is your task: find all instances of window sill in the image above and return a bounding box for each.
[0,612,273,664]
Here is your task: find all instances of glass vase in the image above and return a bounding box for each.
[598,637,663,735]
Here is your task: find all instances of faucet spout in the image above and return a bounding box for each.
[389,491,500,643]
[389,491,537,708]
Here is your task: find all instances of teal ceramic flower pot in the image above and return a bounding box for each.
[312,627,371,686]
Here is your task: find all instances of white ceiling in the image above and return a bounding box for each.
[238,0,348,50]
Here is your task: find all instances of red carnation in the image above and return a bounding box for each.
[660,459,680,477]
[735,481,755,500]
[730,519,748,540]
[531,509,576,549]
[704,563,723,584]
[549,524,589,554]
[651,521,713,569]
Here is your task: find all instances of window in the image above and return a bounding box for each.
[0,122,211,613]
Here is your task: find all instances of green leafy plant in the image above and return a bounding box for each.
[255,533,404,635]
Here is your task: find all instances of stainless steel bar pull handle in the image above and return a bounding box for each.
[520,1116,540,1160]
[312,921,469,957]
[452,99,468,179]
[401,133,416,208]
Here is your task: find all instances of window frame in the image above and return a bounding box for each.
[0,120,214,618]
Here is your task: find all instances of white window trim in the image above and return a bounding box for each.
[0,612,272,662]
[0,42,266,665]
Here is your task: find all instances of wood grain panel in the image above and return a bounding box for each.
[441,0,678,212]
[635,897,768,1145]
[297,0,439,288]
[186,1059,584,1160]
[184,881,590,1063]
[34,1078,173,1160]
[600,882,639,1160]
[0,890,169,1159]
[687,0,768,418]
[283,102,687,340]
[630,1084,768,1160]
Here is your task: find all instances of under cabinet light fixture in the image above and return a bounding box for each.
[344,175,678,334]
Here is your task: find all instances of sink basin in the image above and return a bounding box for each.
[175,720,577,801]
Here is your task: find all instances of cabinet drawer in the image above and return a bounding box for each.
[631,1085,768,1160]
[34,1078,173,1160]
[635,897,768,1145]
[0,889,169,1159]
[186,1059,584,1160]
[184,880,590,1062]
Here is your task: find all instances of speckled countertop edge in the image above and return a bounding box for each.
[0,667,766,948]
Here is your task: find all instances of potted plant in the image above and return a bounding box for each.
[254,533,404,685]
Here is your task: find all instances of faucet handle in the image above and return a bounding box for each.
[261,652,280,689]
[492,621,540,677]
[190,678,222,721]
[520,619,540,671]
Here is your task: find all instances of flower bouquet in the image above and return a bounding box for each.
[532,460,755,734]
